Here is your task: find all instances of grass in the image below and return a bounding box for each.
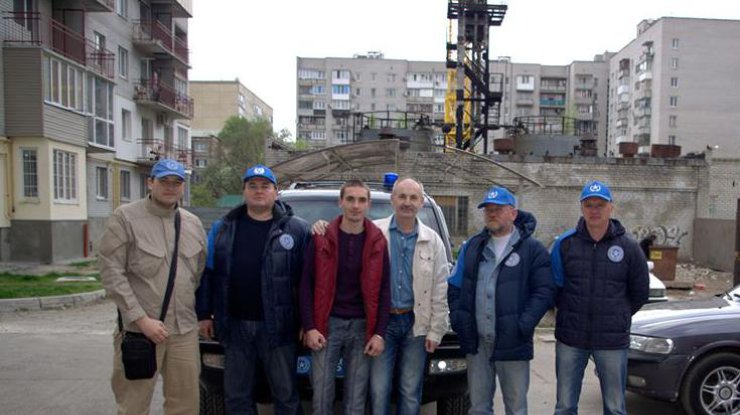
[0,272,102,299]
[69,259,97,269]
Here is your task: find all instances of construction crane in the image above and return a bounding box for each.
[444,0,507,153]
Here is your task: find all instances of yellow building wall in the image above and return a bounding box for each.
[12,138,87,221]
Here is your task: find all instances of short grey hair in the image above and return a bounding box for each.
[391,177,424,195]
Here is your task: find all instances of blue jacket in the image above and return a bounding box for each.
[195,201,309,347]
[551,218,649,349]
[447,210,555,360]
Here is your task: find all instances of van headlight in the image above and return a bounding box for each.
[428,358,467,374]
[630,335,674,354]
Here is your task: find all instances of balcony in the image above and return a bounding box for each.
[617,84,630,95]
[2,12,115,79]
[540,84,566,92]
[540,99,565,107]
[137,138,192,167]
[638,71,653,82]
[150,0,193,18]
[132,20,189,67]
[82,0,115,12]
[516,98,534,106]
[134,80,194,119]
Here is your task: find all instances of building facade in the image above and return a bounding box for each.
[608,17,740,157]
[190,79,273,135]
[296,52,610,153]
[1,0,194,262]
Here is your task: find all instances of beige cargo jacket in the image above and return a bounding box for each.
[99,197,207,334]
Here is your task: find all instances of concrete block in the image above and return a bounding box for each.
[0,297,41,312]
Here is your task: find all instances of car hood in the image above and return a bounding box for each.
[632,295,740,336]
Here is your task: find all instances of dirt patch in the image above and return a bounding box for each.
[666,262,735,300]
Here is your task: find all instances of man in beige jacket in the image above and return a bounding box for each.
[370,177,449,415]
[99,159,206,415]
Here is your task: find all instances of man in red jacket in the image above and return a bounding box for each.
[300,179,391,414]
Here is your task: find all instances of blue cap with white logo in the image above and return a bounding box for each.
[580,180,612,202]
[477,186,517,208]
[151,159,185,180]
[242,164,277,185]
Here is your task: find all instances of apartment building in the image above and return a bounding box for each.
[297,53,609,153]
[608,17,740,157]
[296,53,448,148]
[1,0,193,262]
[189,79,272,182]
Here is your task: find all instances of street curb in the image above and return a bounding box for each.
[0,289,107,312]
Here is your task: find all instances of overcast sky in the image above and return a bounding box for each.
[189,0,740,138]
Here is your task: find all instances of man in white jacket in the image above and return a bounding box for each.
[369,177,449,415]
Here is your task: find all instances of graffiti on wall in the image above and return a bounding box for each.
[631,225,688,247]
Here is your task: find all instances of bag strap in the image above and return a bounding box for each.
[118,210,181,332]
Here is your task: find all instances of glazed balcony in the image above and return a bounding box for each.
[2,12,115,79]
[137,138,192,167]
[134,80,194,119]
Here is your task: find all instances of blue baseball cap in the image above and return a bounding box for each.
[150,159,185,180]
[242,164,277,185]
[477,186,517,208]
[580,180,612,202]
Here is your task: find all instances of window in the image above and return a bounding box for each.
[671,38,679,49]
[371,88,376,97]
[669,115,677,128]
[53,150,77,202]
[194,142,207,152]
[387,73,396,82]
[13,0,34,29]
[45,57,86,112]
[670,77,679,88]
[335,130,349,143]
[311,85,325,95]
[177,126,188,149]
[668,135,677,145]
[331,85,350,95]
[21,149,38,198]
[141,118,153,139]
[195,159,207,168]
[671,58,679,69]
[139,173,149,198]
[669,96,678,107]
[118,47,128,79]
[90,77,114,147]
[121,109,131,142]
[116,0,128,18]
[120,170,131,200]
[96,167,108,199]
[298,100,312,110]
[386,88,396,97]
[313,101,326,110]
[355,88,361,96]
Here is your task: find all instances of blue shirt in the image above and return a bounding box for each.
[389,216,417,309]
[475,228,520,342]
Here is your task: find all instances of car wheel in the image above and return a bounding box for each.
[200,384,225,415]
[437,394,470,415]
[680,352,740,415]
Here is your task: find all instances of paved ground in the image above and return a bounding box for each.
[0,298,689,415]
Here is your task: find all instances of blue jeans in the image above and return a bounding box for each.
[466,340,529,415]
[223,320,301,415]
[554,341,628,415]
[370,313,427,415]
[311,317,369,415]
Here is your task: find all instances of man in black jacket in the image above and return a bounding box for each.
[550,180,649,415]
[196,164,309,415]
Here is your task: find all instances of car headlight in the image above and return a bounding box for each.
[428,358,467,374]
[202,353,225,369]
[630,335,674,354]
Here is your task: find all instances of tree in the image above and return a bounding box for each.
[190,116,273,206]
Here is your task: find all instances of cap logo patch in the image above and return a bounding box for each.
[589,184,601,192]
[608,245,624,263]
[254,167,265,174]
[166,161,177,170]
[489,191,498,199]
[279,234,295,250]
[505,252,520,267]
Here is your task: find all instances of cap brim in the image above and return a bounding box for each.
[153,171,185,180]
[244,174,276,184]
[580,194,612,202]
[477,201,511,208]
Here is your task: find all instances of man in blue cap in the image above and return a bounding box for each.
[551,180,649,415]
[196,164,309,415]
[100,159,207,414]
[448,186,554,415]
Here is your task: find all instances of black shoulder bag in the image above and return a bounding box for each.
[118,211,181,380]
